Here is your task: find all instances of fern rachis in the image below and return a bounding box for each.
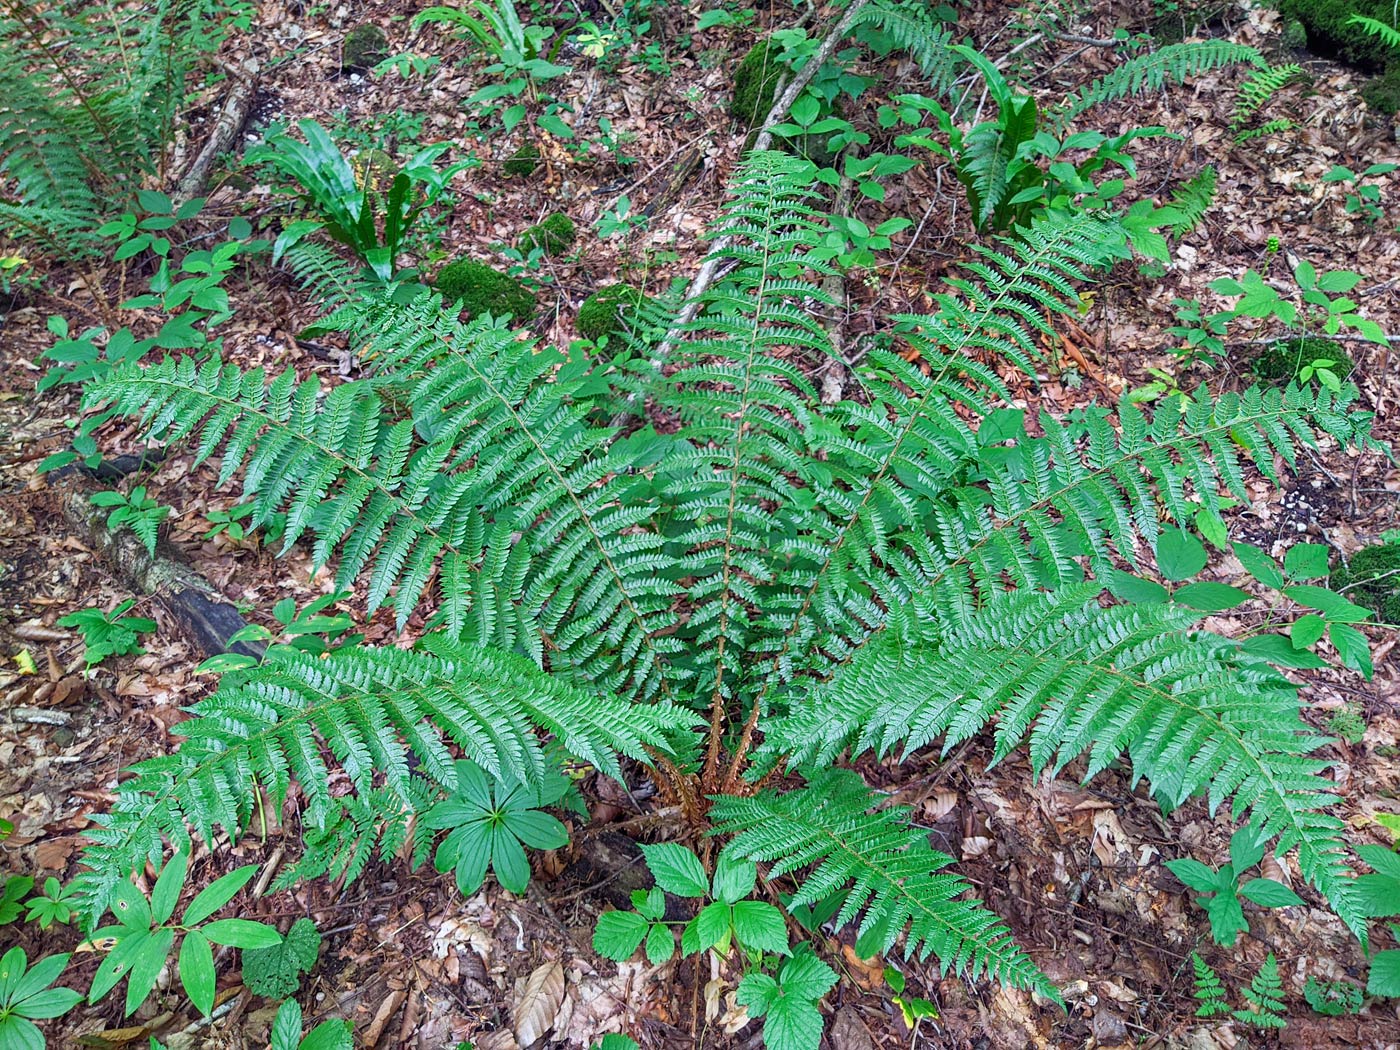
[73,150,1379,1011]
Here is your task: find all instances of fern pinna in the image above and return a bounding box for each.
[78,151,1375,1003]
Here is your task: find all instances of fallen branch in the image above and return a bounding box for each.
[175,63,260,204]
[58,477,262,660]
[644,0,874,372]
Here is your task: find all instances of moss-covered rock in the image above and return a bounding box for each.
[1251,336,1356,386]
[520,212,575,256]
[730,40,786,128]
[1277,0,1398,70]
[578,283,653,343]
[1331,542,1400,622]
[343,24,389,72]
[1362,66,1400,113]
[435,260,536,321]
[504,144,541,177]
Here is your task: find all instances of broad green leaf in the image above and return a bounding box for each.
[731,901,790,955]
[1283,542,1330,581]
[178,931,215,1017]
[1283,585,1371,623]
[1290,614,1327,649]
[691,902,733,954]
[0,1016,44,1050]
[150,853,187,926]
[1241,633,1326,669]
[10,986,81,1020]
[182,865,258,926]
[1232,542,1283,589]
[1239,879,1304,909]
[644,921,674,964]
[124,926,174,1016]
[641,843,708,898]
[9,952,69,1006]
[1329,623,1374,679]
[711,853,757,905]
[200,919,282,949]
[490,825,531,894]
[1156,528,1207,582]
[1172,581,1248,611]
[299,1020,354,1050]
[594,910,648,961]
[1166,858,1219,893]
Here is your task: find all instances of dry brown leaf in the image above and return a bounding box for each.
[513,960,566,1047]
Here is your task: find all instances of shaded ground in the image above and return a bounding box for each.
[1,0,1399,1047]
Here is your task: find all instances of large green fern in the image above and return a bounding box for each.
[76,150,1378,1005]
[0,0,231,252]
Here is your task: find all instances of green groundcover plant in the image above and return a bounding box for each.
[63,149,1385,1046]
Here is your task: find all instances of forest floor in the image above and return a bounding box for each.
[1,0,1399,1047]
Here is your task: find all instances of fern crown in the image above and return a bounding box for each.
[76,149,1377,995]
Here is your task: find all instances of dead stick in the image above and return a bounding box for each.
[175,64,260,203]
[640,0,874,375]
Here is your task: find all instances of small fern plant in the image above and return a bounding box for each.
[0,0,236,255]
[70,150,1378,1040]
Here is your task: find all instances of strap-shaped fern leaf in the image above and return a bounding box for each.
[73,640,695,921]
[710,770,1058,1000]
[762,584,1360,935]
[1051,41,1265,131]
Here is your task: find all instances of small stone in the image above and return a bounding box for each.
[1090,1006,1128,1044]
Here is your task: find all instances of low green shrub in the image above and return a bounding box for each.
[577,283,651,342]
[504,143,541,176]
[1332,543,1400,622]
[435,259,537,321]
[343,24,389,71]
[1251,336,1355,385]
[520,212,575,256]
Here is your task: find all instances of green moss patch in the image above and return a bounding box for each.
[578,284,653,343]
[731,40,786,128]
[343,24,389,72]
[520,213,575,256]
[1332,542,1400,622]
[435,260,537,322]
[504,144,541,177]
[1251,336,1356,386]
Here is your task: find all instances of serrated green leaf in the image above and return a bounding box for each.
[641,843,708,898]
[593,911,648,961]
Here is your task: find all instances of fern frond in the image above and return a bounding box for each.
[0,0,220,251]
[83,309,683,700]
[710,770,1057,1000]
[277,239,369,309]
[740,213,1126,695]
[1346,14,1400,53]
[852,0,956,89]
[647,150,841,706]
[762,584,1360,934]
[1051,41,1265,130]
[1159,165,1216,237]
[1234,118,1292,144]
[73,640,695,921]
[1192,953,1230,1017]
[1232,64,1305,130]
